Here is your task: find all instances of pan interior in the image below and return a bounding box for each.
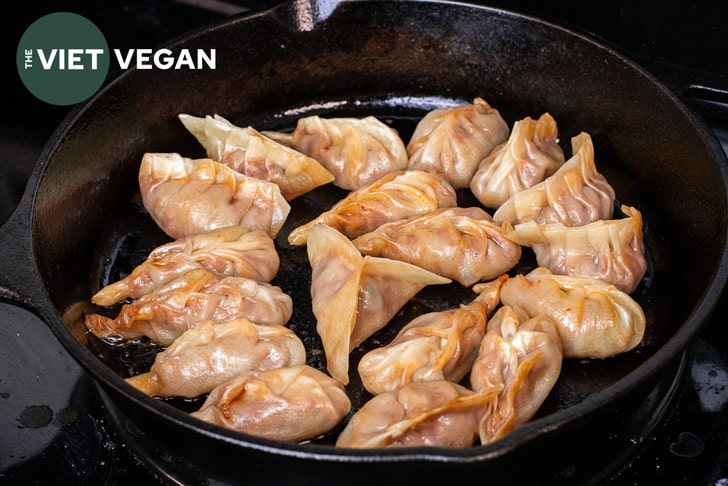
[27,1,727,454]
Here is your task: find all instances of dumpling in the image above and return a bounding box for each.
[178,114,334,200]
[506,205,647,293]
[499,267,646,358]
[288,169,457,246]
[139,152,290,239]
[470,305,562,444]
[262,115,408,191]
[352,206,522,287]
[335,380,502,449]
[91,226,279,306]
[307,224,451,385]
[125,318,306,398]
[191,364,351,443]
[493,132,615,226]
[85,269,293,346]
[357,276,505,395]
[406,97,510,188]
[470,113,565,208]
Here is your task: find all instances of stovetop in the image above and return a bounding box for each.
[2,1,727,484]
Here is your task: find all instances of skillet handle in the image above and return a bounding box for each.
[632,58,728,122]
[0,192,48,313]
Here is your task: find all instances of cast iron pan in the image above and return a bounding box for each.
[1,1,727,483]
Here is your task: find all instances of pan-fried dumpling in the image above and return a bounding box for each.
[352,207,521,287]
[139,152,290,239]
[85,269,293,346]
[261,115,408,191]
[470,305,562,444]
[506,205,647,293]
[470,113,565,208]
[357,276,505,395]
[500,267,646,358]
[406,97,510,188]
[307,224,451,385]
[493,132,615,226]
[125,318,306,398]
[91,226,279,307]
[335,380,502,449]
[288,169,457,246]
[178,114,334,200]
[191,364,351,443]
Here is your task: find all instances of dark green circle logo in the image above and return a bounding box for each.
[16,12,110,106]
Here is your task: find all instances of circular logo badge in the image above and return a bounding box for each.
[16,12,110,106]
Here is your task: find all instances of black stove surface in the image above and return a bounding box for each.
[2,1,727,484]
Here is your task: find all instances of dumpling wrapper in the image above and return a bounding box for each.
[307,224,451,385]
[499,267,646,358]
[288,169,457,246]
[92,226,279,307]
[506,205,647,293]
[335,380,502,449]
[470,113,565,209]
[262,115,408,191]
[85,268,293,346]
[358,275,505,395]
[191,365,351,443]
[470,305,562,444]
[493,132,615,227]
[406,97,510,188]
[125,318,306,398]
[352,206,522,287]
[179,114,334,200]
[139,152,290,239]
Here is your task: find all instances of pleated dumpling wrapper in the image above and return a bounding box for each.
[288,169,457,246]
[179,114,334,200]
[191,364,351,443]
[125,318,306,399]
[493,132,615,227]
[470,112,565,209]
[499,267,646,358]
[139,152,290,239]
[352,206,521,287]
[262,114,408,191]
[358,275,506,396]
[307,224,451,385]
[91,226,279,307]
[470,305,562,444]
[406,97,510,189]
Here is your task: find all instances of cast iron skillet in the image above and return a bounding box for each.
[1,1,727,483]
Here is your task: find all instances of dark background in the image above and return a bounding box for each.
[2,1,727,484]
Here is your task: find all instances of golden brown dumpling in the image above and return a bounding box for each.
[91,226,279,307]
[262,115,408,191]
[470,113,565,208]
[139,152,290,239]
[352,206,521,287]
[335,380,502,449]
[470,305,562,444]
[506,205,647,293]
[357,276,505,395]
[288,169,457,246]
[307,224,451,385]
[493,132,615,226]
[191,365,351,442]
[85,269,293,346]
[178,114,334,200]
[125,318,306,398]
[406,97,510,188]
[500,267,646,358]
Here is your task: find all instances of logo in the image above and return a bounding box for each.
[16,12,110,106]
[17,12,217,106]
